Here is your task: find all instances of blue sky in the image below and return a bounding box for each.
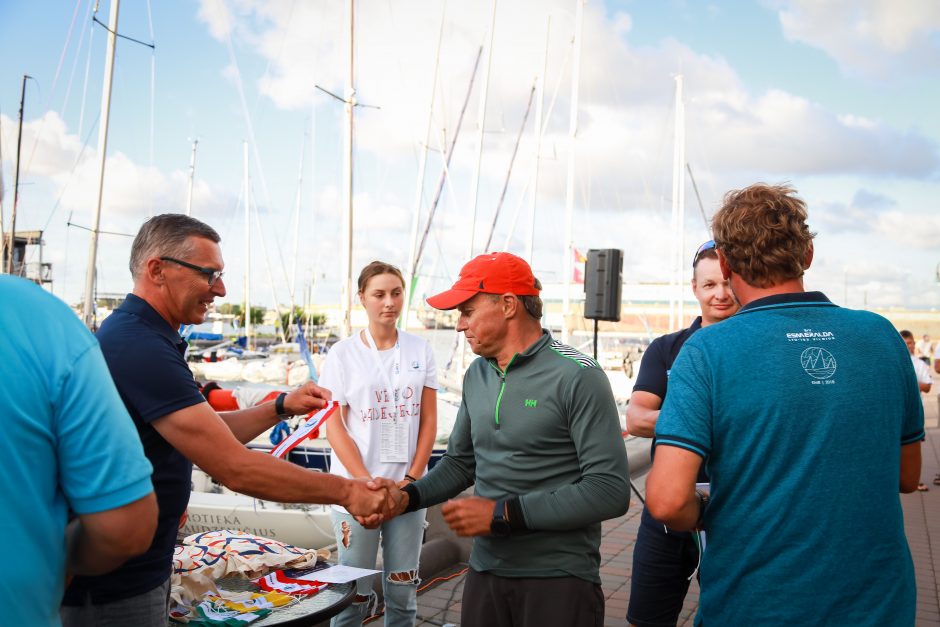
[1,0,939,311]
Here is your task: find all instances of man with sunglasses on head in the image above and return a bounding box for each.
[625,239,738,627]
[646,183,924,625]
[62,214,390,627]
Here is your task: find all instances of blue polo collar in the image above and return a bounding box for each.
[116,293,184,345]
[737,291,835,316]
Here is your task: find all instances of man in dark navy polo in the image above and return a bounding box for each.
[625,241,738,627]
[62,214,389,627]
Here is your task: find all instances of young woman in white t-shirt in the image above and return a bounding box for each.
[319,261,438,627]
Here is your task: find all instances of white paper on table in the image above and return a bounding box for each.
[293,565,381,584]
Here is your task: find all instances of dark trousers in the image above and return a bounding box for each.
[627,507,699,627]
[461,568,604,627]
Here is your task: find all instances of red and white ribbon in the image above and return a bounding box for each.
[270,401,339,459]
[254,570,327,595]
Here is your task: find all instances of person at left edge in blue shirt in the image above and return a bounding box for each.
[0,276,157,627]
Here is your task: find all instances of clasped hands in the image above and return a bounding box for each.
[347,477,499,536]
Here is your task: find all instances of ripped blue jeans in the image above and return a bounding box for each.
[330,508,426,627]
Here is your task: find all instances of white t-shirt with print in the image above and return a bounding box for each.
[319,329,438,511]
[911,355,932,387]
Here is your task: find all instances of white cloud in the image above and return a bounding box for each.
[812,188,895,233]
[876,210,940,250]
[776,0,940,79]
[182,1,940,310]
[195,0,939,222]
[0,111,235,228]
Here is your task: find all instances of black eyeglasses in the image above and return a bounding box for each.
[160,256,224,286]
[692,240,716,268]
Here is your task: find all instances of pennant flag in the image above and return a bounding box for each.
[270,401,338,458]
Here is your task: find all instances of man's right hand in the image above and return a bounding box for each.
[349,476,409,529]
[344,478,388,525]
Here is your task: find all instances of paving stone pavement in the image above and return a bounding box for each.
[411,389,940,627]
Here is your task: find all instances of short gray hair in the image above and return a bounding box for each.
[130,214,221,279]
[488,278,543,320]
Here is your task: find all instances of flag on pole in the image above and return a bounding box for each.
[573,248,587,284]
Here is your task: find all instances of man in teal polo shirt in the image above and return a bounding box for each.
[647,183,924,625]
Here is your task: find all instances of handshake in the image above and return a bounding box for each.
[341,476,505,537]
[343,477,410,528]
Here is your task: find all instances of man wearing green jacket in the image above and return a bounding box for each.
[377,252,630,627]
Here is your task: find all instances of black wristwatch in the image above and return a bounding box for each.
[275,392,289,418]
[490,499,511,537]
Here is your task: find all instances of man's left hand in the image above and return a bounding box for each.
[284,381,332,415]
[441,497,496,537]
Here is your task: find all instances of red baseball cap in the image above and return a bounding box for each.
[426,252,540,310]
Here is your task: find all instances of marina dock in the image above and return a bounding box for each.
[412,383,940,626]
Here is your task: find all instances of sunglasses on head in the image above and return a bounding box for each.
[692,240,716,268]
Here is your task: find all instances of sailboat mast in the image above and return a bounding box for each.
[402,3,446,332]
[526,16,551,263]
[467,0,498,259]
[561,0,584,345]
[340,0,356,339]
[411,46,483,277]
[243,140,252,349]
[677,76,686,328]
[6,75,29,275]
[669,74,684,332]
[0,109,5,269]
[82,0,120,327]
[185,139,198,216]
[287,129,307,334]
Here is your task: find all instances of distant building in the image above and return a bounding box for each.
[2,230,52,287]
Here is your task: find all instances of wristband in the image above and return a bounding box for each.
[403,474,417,483]
[275,392,288,418]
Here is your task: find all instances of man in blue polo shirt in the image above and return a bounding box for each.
[62,214,389,627]
[625,241,738,627]
[0,276,157,627]
[646,183,924,625]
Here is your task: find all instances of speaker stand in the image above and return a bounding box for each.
[592,319,599,360]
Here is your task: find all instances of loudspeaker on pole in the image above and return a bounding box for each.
[584,248,622,322]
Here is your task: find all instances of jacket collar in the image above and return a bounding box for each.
[487,329,552,370]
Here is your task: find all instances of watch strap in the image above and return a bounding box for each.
[275,392,288,418]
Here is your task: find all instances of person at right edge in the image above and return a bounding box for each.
[646,183,924,626]
[626,240,738,627]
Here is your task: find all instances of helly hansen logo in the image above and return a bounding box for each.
[524,399,537,408]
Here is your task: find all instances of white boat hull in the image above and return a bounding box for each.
[183,490,336,551]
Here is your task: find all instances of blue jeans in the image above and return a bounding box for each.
[330,508,426,627]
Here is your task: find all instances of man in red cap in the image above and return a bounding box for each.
[377,252,630,627]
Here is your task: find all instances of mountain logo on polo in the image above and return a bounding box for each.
[800,346,837,379]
